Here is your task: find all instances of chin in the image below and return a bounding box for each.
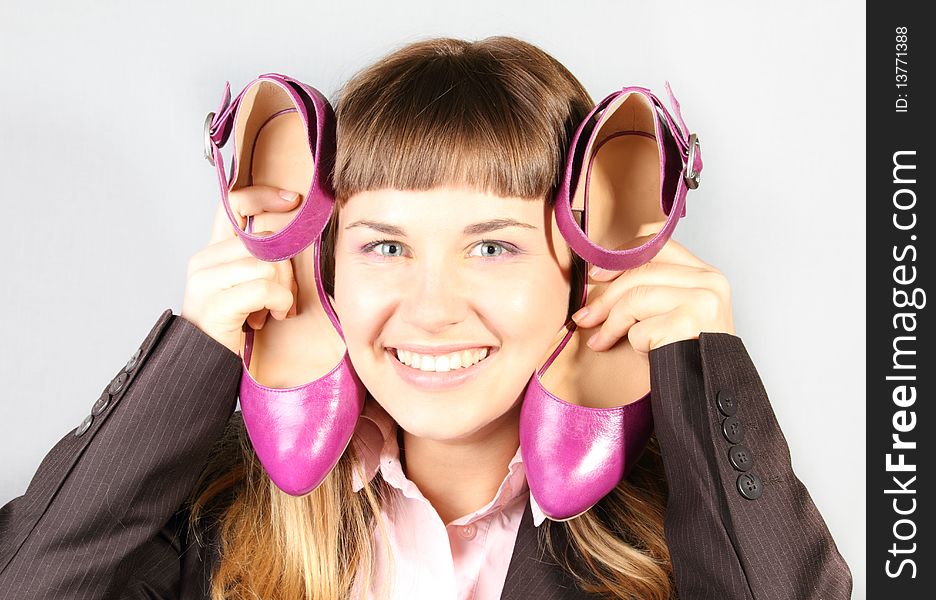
[389,393,480,435]
[394,392,522,442]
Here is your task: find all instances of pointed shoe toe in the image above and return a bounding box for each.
[240,355,366,496]
[521,374,652,521]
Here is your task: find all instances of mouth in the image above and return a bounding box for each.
[386,346,497,372]
[384,346,498,390]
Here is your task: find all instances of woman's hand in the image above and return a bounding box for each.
[180,186,303,356]
[570,238,735,354]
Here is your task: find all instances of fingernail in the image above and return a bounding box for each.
[572,307,590,323]
[279,190,299,203]
[588,266,603,279]
[586,333,599,349]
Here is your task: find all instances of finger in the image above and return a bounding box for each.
[573,263,715,327]
[213,277,296,323]
[626,309,700,354]
[188,230,280,277]
[192,254,294,300]
[208,185,303,244]
[280,261,298,319]
[244,273,300,326]
[288,277,299,318]
[588,236,710,281]
[246,309,271,330]
[583,285,705,352]
[232,185,304,216]
[192,231,298,323]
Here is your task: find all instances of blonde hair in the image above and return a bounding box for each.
[187,36,674,599]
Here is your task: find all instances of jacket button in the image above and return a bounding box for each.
[124,347,142,372]
[721,416,744,444]
[92,392,111,416]
[74,414,93,437]
[108,371,128,395]
[716,389,737,416]
[728,444,754,471]
[737,472,764,500]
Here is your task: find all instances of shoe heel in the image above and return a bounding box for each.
[521,317,652,521]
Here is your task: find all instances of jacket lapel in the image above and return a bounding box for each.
[499,500,600,600]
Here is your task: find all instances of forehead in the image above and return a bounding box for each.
[339,187,547,232]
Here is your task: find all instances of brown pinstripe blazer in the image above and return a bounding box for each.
[0,309,852,599]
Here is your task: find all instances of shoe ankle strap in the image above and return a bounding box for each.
[555,83,704,273]
[202,73,338,264]
[203,74,348,345]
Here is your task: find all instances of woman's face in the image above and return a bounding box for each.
[333,186,573,443]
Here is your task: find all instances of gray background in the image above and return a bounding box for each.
[0,0,865,595]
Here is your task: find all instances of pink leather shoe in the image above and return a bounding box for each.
[521,83,703,521]
[204,74,365,496]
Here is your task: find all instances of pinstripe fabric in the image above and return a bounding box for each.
[0,309,242,599]
[650,335,852,599]
[500,500,599,600]
[0,310,851,599]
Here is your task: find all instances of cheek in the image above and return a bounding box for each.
[332,256,390,354]
[477,262,571,352]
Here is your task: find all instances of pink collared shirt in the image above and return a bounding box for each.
[349,397,547,599]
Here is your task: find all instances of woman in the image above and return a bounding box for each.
[0,37,851,599]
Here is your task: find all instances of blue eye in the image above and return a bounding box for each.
[470,241,509,258]
[360,240,406,258]
[374,241,404,257]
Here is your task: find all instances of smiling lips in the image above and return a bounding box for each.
[391,347,491,372]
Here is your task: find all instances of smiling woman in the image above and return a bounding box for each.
[185,37,683,599]
[0,34,851,600]
[174,36,851,600]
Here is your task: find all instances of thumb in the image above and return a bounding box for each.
[209,185,304,244]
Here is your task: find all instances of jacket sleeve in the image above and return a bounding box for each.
[0,309,243,599]
[647,333,852,600]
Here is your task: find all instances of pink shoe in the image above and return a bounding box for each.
[204,74,365,496]
[521,83,703,520]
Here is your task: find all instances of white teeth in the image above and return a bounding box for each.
[393,347,491,372]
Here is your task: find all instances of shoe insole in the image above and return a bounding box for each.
[242,109,348,389]
[540,101,664,409]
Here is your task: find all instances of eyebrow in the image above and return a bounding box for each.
[344,218,538,236]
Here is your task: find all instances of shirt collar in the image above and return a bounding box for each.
[350,396,547,527]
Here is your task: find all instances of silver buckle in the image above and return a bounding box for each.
[684,133,700,189]
[203,112,216,166]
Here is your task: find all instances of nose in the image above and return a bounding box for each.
[399,254,470,334]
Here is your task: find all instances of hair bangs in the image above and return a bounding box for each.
[333,37,581,205]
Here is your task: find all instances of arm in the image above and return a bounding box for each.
[0,309,243,599]
[648,333,852,600]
